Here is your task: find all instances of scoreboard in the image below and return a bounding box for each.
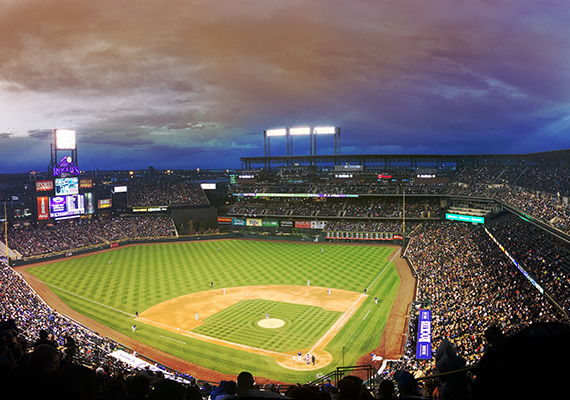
[49,194,85,219]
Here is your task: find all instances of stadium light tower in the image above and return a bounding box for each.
[314,126,341,157]
[263,125,341,169]
[264,128,287,170]
[49,129,78,177]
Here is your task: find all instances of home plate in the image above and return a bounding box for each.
[258,318,285,328]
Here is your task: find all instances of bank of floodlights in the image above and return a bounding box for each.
[263,125,340,169]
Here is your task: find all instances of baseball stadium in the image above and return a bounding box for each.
[1,129,570,399]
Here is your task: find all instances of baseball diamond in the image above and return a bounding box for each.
[17,240,412,383]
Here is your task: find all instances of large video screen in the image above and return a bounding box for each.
[55,177,79,196]
[49,195,85,219]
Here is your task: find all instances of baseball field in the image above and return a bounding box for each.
[20,239,406,383]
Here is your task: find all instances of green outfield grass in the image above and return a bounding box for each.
[194,299,342,352]
[27,240,400,382]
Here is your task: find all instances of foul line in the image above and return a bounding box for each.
[21,272,292,358]
[366,247,401,292]
[22,248,401,361]
[20,272,135,317]
[308,248,400,355]
[160,335,186,344]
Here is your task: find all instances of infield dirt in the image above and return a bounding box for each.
[16,241,415,383]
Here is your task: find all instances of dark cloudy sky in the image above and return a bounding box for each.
[1,0,570,173]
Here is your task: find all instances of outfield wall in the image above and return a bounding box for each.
[9,232,235,267]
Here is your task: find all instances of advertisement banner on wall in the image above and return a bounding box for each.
[37,197,49,220]
[79,178,94,189]
[132,206,168,213]
[393,234,403,240]
[232,218,246,226]
[217,217,232,225]
[295,220,311,229]
[98,199,112,209]
[246,218,262,227]
[262,220,279,227]
[311,220,326,229]
[280,220,293,228]
[36,180,54,192]
[84,192,95,215]
[416,309,432,360]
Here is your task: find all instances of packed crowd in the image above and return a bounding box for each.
[0,259,213,399]
[128,182,209,206]
[8,216,175,258]
[228,197,440,220]
[325,220,418,235]
[492,187,570,232]
[485,213,570,314]
[2,214,569,398]
[403,222,565,373]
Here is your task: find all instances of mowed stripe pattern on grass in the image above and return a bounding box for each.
[29,241,393,312]
[26,241,399,381]
[194,299,342,352]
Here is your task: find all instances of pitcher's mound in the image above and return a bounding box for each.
[258,318,285,328]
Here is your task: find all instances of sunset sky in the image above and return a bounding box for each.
[1,0,570,173]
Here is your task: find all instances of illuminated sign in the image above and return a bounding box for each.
[416,309,432,359]
[335,174,353,179]
[55,177,79,196]
[445,213,485,224]
[238,175,255,179]
[233,193,359,198]
[132,206,168,212]
[84,192,95,215]
[49,195,85,219]
[217,217,232,225]
[378,174,392,179]
[36,180,54,192]
[201,183,216,190]
[98,199,112,209]
[113,186,128,194]
[13,208,31,218]
[37,197,49,220]
[79,178,94,188]
[53,156,79,176]
[55,129,76,150]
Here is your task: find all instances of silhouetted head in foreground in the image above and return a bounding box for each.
[475,322,570,400]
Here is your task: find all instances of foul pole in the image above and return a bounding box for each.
[4,202,7,264]
[402,188,406,236]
